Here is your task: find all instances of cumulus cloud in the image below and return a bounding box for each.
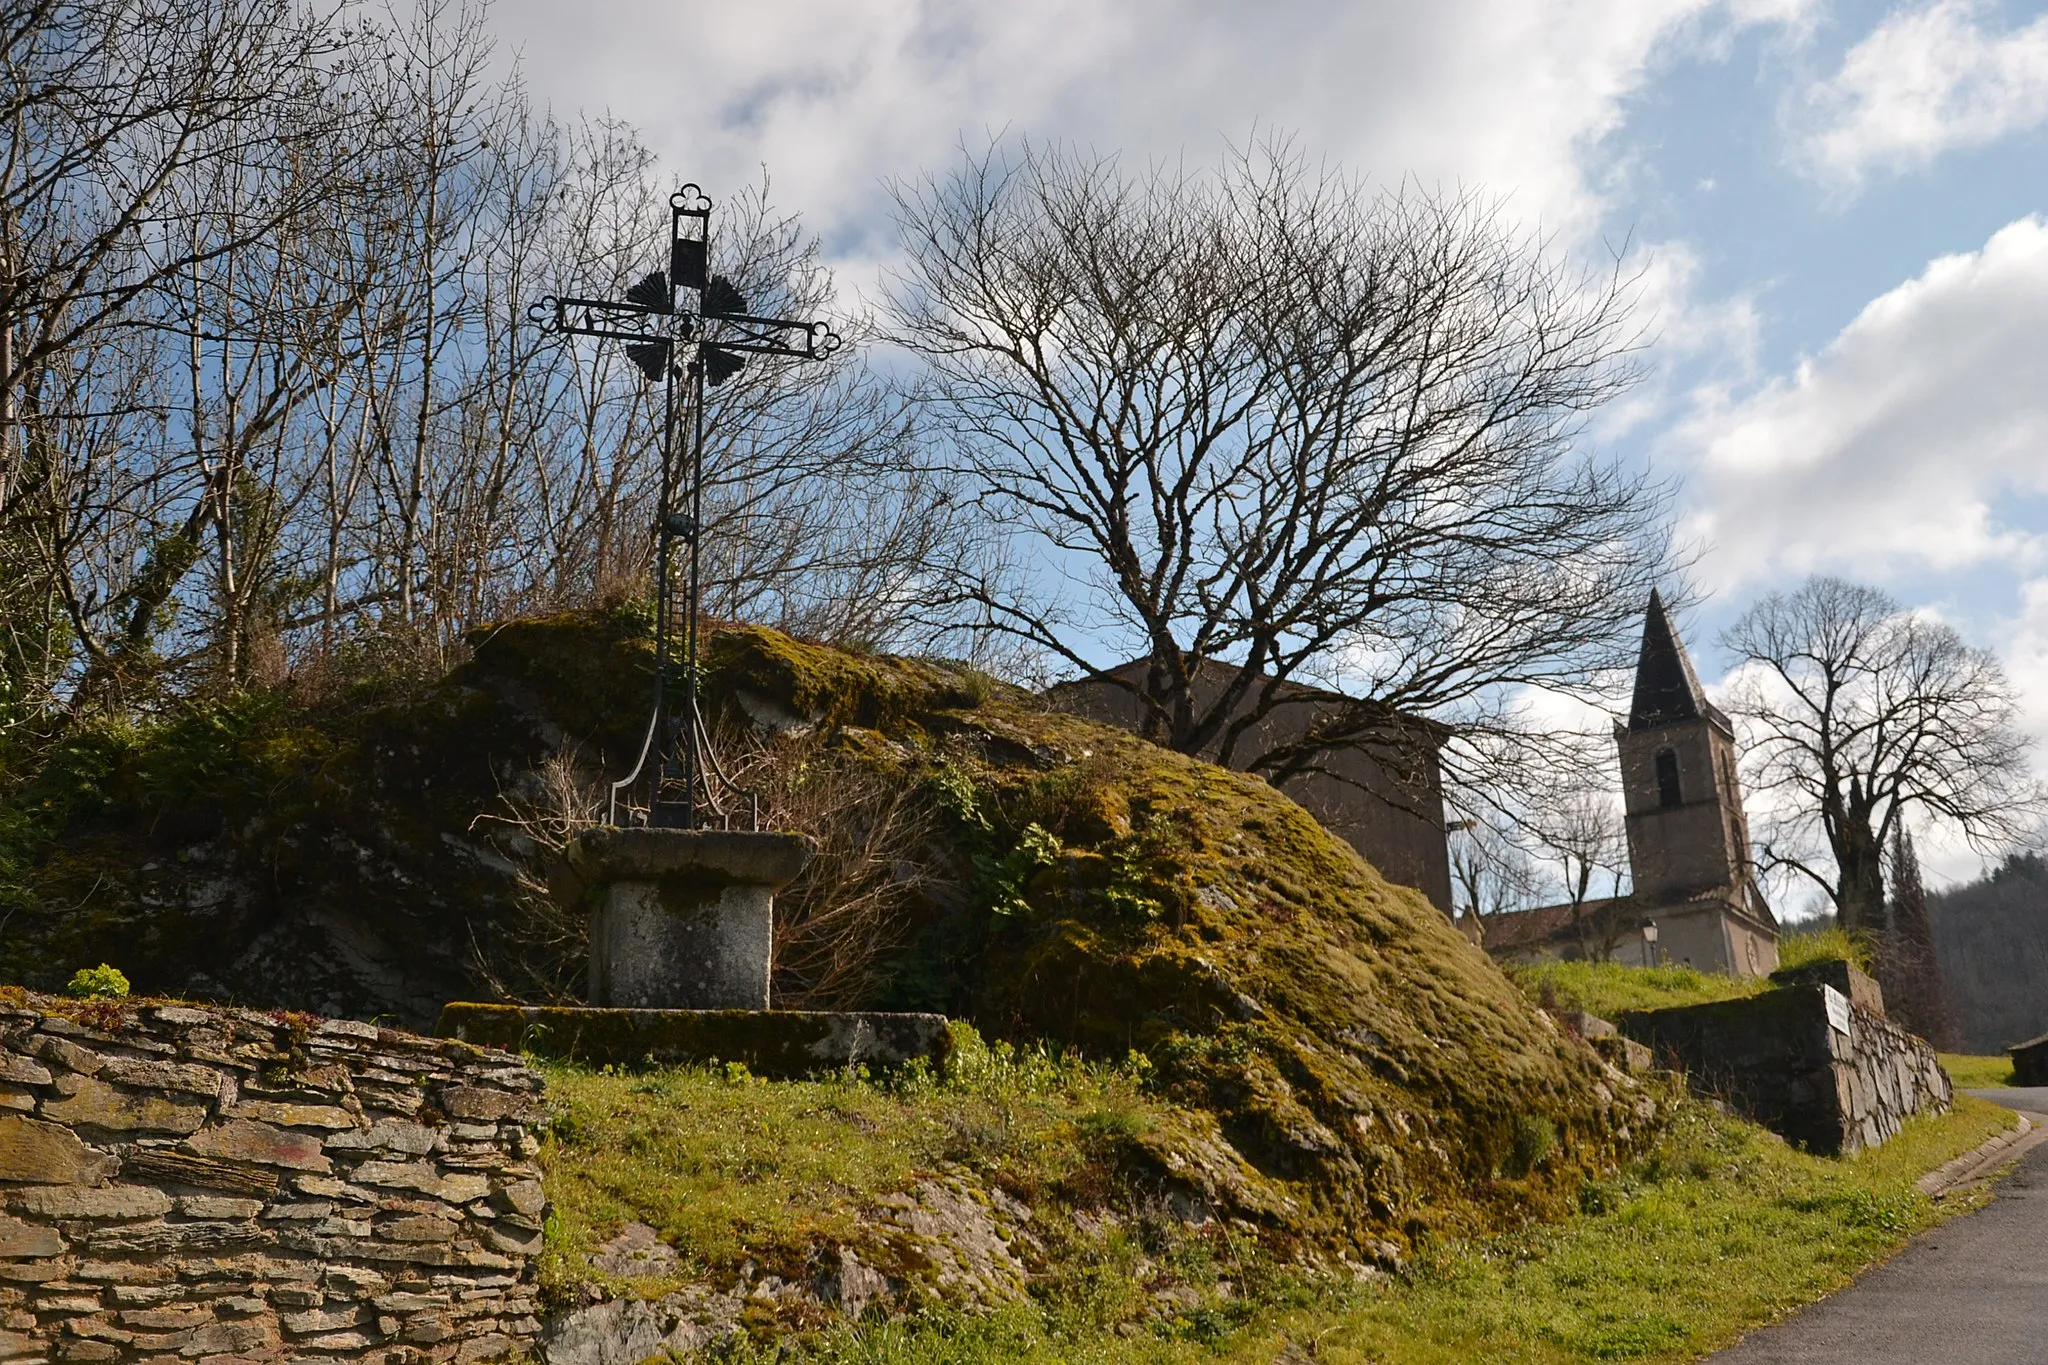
[1677,214,2048,591]
[1795,0,2048,189]
[489,0,1807,261]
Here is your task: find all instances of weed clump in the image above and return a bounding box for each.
[65,963,129,1000]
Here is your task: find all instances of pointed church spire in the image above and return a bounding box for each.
[1629,588,1709,731]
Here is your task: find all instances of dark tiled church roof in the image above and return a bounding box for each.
[1481,897,1634,953]
[1628,588,1713,731]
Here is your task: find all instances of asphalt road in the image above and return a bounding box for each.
[1705,1090,2048,1364]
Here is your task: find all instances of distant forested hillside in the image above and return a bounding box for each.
[1929,854,2048,1054]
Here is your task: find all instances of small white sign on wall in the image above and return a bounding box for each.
[1823,984,1853,1037]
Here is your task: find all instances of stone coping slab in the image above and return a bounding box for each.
[437,1004,953,1076]
[1770,956,1886,1017]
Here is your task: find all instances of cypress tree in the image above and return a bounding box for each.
[1879,824,1956,1049]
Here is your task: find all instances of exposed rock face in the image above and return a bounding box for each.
[7,610,661,1028]
[537,1290,742,1365]
[871,1177,1033,1303]
[0,993,546,1363]
[538,1178,1034,1363]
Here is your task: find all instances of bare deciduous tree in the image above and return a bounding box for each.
[1447,816,1539,941]
[1523,790,1630,959]
[1,0,997,735]
[1722,575,2041,933]
[886,137,1674,788]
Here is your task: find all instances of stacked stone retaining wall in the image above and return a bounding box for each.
[1618,983,1951,1154]
[0,993,545,1363]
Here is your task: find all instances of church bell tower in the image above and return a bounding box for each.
[1614,590,1759,908]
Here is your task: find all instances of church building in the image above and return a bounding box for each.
[1482,590,1782,977]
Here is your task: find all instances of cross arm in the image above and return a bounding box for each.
[529,294,684,344]
[706,313,843,360]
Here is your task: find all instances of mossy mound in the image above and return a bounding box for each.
[0,610,1660,1258]
[696,625,1662,1256]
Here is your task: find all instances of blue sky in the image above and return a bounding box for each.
[492,0,2048,892]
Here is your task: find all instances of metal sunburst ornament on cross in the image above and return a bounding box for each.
[529,185,842,829]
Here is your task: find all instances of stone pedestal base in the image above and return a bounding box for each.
[570,828,811,1010]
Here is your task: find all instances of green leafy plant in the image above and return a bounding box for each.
[65,963,130,999]
[976,822,1062,918]
[1508,1113,1558,1177]
[925,760,990,833]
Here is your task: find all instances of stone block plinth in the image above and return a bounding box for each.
[570,827,811,1010]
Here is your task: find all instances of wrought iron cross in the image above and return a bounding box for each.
[531,186,841,829]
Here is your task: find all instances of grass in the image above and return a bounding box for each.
[1774,925,1873,973]
[1302,1094,2013,1365]
[1941,1054,2016,1089]
[1508,960,1766,1020]
[539,1054,2018,1364]
[536,1026,1168,1301]
[1507,925,1870,1023]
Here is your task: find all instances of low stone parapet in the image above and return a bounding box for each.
[1769,957,1887,1016]
[437,1005,952,1077]
[2008,1032,2048,1086]
[1618,983,1950,1154]
[0,991,545,1363]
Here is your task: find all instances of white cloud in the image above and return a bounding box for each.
[489,0,1808,263]
[1796,0,2048,189]
[1592,238,1765,443]
[1999,576,2048,744]
[1677,214,2048,590]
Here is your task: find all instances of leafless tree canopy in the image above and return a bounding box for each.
[1448,817,1538,922]
[1722,575,2043,931]
[886,138,1676,786]
[1,0,989,738]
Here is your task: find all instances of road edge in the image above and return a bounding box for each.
[1916,1107,2048,1200]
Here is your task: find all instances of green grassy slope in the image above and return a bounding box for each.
[537,1057,2013,1362]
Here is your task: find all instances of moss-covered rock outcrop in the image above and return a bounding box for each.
[698,626,1660,1256]
[0,610,1659,1259]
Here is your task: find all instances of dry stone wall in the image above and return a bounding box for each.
[0,994,546,1364]
[1618,983,1951,1154]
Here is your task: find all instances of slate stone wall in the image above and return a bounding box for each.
[0,994,546,1363]
[1618,983,1951,1155]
